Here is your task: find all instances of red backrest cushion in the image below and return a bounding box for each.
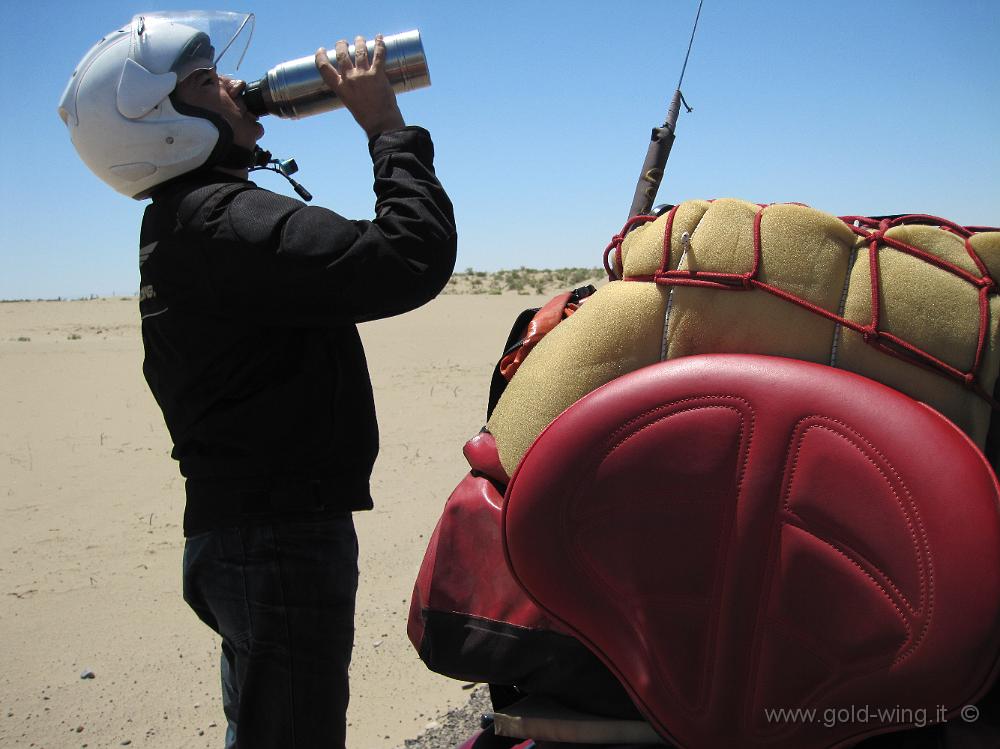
[503,354,1000,748]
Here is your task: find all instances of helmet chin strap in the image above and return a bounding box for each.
[218,143,270,169]
[168,95,312,200]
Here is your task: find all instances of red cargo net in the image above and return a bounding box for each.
[603,206,1000,406]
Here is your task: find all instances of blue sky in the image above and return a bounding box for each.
[3,0,998,298]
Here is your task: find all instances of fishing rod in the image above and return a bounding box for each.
[626,0,704,220]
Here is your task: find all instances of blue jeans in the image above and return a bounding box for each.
[182,515,359,749]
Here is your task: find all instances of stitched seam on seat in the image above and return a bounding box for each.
[745,409,931,729]
[782,426,918,615]
[602,395,753,454]
[784,420,927,611]
[781,417,934,664]
[574,397,753,712]
[782,521,912,638]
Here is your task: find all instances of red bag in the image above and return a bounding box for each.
[407,429,640,716]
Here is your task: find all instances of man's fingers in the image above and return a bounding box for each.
[354,36,369,70]
[371,34,386,73]
[334,39,352,73]
[315,48,342,88]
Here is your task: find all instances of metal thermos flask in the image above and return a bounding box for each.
[241,30,430,119]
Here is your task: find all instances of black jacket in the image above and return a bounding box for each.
[138,127,456,535]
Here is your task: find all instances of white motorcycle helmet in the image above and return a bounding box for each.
[58,11,255,200]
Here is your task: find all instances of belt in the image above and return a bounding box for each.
[182,477,370,536]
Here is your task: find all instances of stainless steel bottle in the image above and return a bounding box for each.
[241,30,430,119]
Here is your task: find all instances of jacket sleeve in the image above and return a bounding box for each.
[184,126,457,326]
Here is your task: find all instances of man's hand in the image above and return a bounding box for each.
[315,35,405,140]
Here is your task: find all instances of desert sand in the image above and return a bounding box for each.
[0,281,598,748]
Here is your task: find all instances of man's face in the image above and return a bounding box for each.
[173,67,264,150]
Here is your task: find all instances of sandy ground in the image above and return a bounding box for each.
[0,291,561,748]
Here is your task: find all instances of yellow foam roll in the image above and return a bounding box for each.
[488,281,669,476]
[888,225,984,275]
[664,285,840,364]
[837,243,999,443]
[665,201,855,362]
[489,198,999,474]
[971,232,1000,279]
[620,200,711,277]
[681,198,758,275]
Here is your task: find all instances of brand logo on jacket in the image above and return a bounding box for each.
[139,241,157,267]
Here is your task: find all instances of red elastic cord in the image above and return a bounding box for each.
[603,214,658,280]
[612,204,998,404]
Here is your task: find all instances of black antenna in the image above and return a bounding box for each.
[626,0,704,220]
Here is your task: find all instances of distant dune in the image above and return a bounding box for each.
[2,268,607,306]
[443,267,605,295]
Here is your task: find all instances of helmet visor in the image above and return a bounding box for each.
[129,10,255,81]
[59,11,256,128]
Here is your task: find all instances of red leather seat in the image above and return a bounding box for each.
[502,354,1000,748]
